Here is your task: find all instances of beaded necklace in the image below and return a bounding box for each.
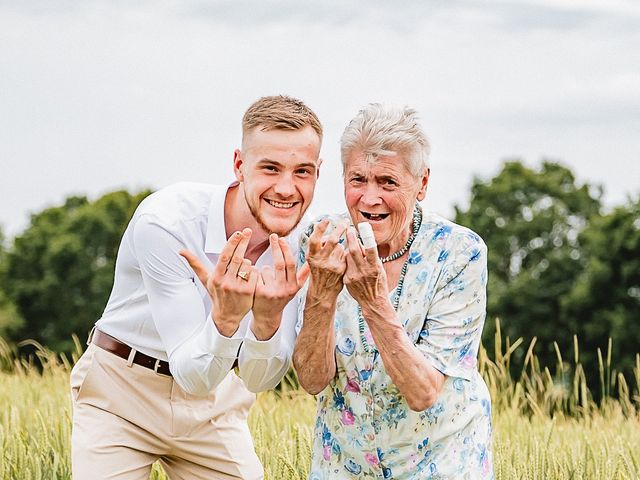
[357,205,422,354]
[379,205,422,263]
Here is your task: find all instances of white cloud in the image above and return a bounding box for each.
[1,1,638,238]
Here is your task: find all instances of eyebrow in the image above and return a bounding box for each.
[377,175,398,182]
[346,170,397,182]
[257,159,317,170]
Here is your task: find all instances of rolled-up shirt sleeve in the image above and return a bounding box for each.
[237,275,301,393]
[133,215,240,396]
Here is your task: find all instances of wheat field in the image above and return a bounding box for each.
[0,325,638,480]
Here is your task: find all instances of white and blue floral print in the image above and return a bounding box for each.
[299,212,494,479]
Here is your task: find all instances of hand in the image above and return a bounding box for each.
[306,219,348,298]
[180,228,258,337]
[251,234,311,340]
[343,227,389,313]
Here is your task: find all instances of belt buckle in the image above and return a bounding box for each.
[153,359,162,374]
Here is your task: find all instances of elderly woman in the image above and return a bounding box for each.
[293,104,493,479]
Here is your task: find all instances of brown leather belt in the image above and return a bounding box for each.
[92,329,172,376]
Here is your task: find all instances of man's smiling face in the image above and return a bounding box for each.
[234,125,322,237]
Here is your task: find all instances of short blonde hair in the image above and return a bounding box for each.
[340,103,430,177]
[242,95,323,141]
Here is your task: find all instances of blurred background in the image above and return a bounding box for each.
[1,0,639,388]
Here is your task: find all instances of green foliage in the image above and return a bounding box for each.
[3,190,151,352]
[455,160,603,374]
[0,294,23,340]
[561,197,640,380]
[0,228,25,338]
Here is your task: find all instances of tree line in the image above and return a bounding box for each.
[0,161,638,388]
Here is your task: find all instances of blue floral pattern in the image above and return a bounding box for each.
[299,212,494,479]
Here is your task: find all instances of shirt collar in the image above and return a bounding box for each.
[204,182,236,254]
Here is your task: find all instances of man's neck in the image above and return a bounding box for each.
[224,183,271,264]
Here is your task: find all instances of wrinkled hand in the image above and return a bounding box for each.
[251,234,310,340]
[306,219,348,298]
[180,228,257,337]
[344,227,389,312]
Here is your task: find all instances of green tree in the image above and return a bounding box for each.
[4,189,151,352]
[561,197,640,381]
[0,228,24,338]
[455,160,602,370]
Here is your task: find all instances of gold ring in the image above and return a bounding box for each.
[237,271,250,281]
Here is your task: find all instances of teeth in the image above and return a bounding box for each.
[362,212,388,220]
[268,200,295,209]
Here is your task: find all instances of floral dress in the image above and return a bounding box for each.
[298,211,493,480]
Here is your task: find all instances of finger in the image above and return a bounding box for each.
[233,228,253,260]
[236,258,253,282]
[345,227,365,268]
[296,261,311,287]
[345,251,364,282]
[248,265,259,289]
[213,231,244,278]
[270,234,287,283]
[308,219,330,255]
[179,249,209,286]
[345,251,356,274]
[227,229,253,278]
[329,242,347,261]
[260,265,274,285]
[364,244,380,266]
[279,237,297,283]
[323,220,348,249]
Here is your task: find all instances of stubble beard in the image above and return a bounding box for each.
[245,193,304,238]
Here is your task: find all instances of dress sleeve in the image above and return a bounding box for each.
[416,237,488,381]
[133,215,240,396]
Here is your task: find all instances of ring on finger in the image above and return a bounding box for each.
[237,270,250,281]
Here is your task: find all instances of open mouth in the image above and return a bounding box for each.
[361,211,389,221]
[266,199,298,209]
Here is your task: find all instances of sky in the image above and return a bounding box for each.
[1,0,639,239]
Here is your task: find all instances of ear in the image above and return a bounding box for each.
[416,168,430,201]
[233,149,244,182]
[316,157,323,179]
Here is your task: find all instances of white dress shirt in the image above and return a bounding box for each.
[95,182,302,396]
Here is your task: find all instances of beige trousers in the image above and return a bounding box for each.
[70,343,263,480]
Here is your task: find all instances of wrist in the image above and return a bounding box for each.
[308,284,341,306]
[211,312,241,337]
[305,294,339,313]
[360,298,394,323]
[251,312,282,341]
[309,272,343,296]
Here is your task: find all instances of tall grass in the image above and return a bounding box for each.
[0,338,74,480]
[0,323,638,479]
[481,320,640,418]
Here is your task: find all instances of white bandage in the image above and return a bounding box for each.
[357,222,377,249]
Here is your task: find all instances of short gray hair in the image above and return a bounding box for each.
[340,103,430,176]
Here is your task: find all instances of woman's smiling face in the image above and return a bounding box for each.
[343,149,429,254]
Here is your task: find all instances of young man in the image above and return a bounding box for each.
[70,95,323,479]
